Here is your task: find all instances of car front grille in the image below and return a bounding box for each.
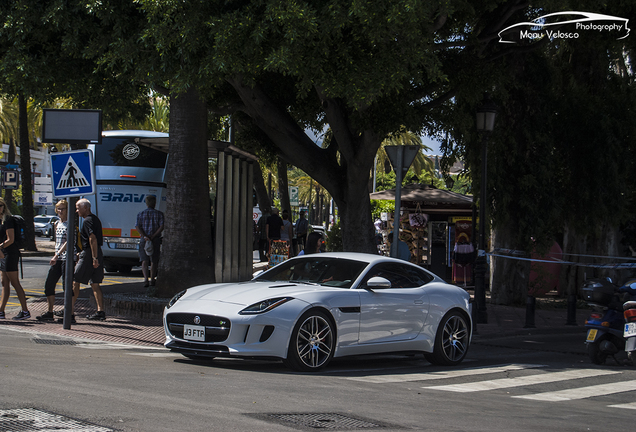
[166,312,231,342]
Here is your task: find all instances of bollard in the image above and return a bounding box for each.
[524,295,536,328]
[565,294,577,325]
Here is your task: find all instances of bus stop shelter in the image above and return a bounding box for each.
[138,137,258,283]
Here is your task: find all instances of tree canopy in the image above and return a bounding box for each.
[3,0,635,298]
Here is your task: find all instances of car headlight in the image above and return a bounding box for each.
[239,297,293,315]
[167,289,188,309]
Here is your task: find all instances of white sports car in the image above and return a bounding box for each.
[164,252,472,371]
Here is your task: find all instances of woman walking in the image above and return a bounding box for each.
[37,200,71,321]
[0,198,30,320]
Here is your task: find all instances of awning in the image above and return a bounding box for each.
[370,183,473,213]
[136,136,258,162]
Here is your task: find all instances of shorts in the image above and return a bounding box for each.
[139,237,162,263]
[1,249,20,273]
[74,250,104,285]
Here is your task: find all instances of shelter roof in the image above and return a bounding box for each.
[370,183,473,213]
[136,136,258,162]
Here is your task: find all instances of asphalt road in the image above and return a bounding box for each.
[2,239,636,431]
[1,322,636,431]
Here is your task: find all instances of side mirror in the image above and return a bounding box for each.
[366,277,391,289]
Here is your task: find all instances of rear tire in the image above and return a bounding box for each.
[588,338,608,365]
[426,310,470,366]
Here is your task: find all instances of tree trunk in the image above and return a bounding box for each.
[228,77,379,253]
[277,159,290,215]
[253,162,271,214]
[560,224,587,300]
[155,88,214,297]
[490,223,530,305]
[334,175,376,253]
[18,93,36,251]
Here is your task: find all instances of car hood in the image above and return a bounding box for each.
[181,281,339,306]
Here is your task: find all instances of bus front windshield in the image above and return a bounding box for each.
[96,137,167,168]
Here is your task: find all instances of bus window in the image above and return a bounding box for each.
[96,137,167,169]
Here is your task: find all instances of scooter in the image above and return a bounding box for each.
[623,297,636,365]
[581,278,636,365]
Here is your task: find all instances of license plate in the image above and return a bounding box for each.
[115,243,137,249]
[586,329,598,342]
[183,325,205,341]
[625,322,636,337]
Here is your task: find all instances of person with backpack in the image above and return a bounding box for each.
[295,211,309,253]
[0,198,30,320]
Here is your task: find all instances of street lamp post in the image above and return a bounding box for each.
[474,95,497,324]
[32,161,37,187]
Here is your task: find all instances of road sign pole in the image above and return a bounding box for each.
[63,196,76,330]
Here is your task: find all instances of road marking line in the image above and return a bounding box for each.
[422,369,619,392]
[514,380,636,401]
[346,364,547,383]
[608,401,636,410]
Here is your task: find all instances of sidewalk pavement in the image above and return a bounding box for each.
[2,246,591,355]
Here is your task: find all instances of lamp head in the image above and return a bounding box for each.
[476,95,498,132]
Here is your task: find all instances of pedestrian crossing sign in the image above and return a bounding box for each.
[50,149,96,197]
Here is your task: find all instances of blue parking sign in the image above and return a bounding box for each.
[50,150,96,197]
[2,170,19,189]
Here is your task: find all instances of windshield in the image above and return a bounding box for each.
[254,257,368,288]
[96,137,167,168]
[34,217,53,223]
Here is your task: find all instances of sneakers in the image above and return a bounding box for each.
[0,311,5,319]
[36,311,55,321]
[56,314,76,324]
[86,311,106,321]
[12,310,31,320]
[53,310,65,318]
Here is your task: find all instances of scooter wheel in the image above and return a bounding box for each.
[588,340,608,365]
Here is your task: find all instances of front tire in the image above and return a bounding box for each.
[427,310,470,366]
[284,309,335,372]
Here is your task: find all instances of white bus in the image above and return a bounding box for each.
[87,130,168,272]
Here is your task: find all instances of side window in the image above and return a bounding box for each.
[402,266,435,286]
[361,263,421,288]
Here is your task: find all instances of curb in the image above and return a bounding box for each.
[90,293,167,321]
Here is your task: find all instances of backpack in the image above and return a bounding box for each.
[12,215,26,250]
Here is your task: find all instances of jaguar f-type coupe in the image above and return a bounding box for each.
[164,252,472,371]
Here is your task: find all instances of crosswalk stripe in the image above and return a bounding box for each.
[422,369,619,393]
[514,380,636,401]
[608,401,636,410]
[345,364,546,384]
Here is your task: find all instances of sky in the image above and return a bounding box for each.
[421,135,442,155]
[306,129,443,155]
